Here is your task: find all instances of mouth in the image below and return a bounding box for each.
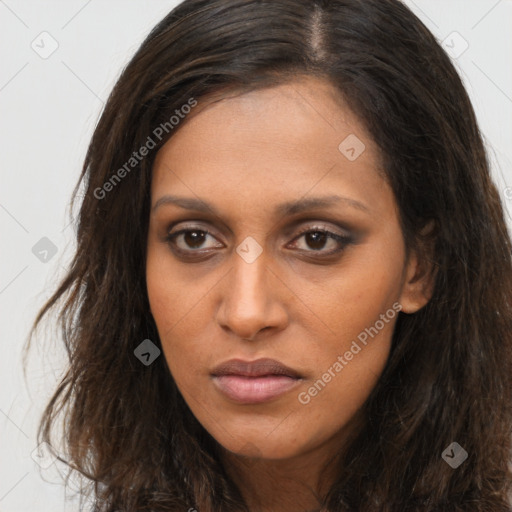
[210,358,303,404]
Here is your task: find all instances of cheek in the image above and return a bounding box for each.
[292,290,398,453]
[292,239,403,423]
[304,245,404,346]
[146,252,216,390]
[146,244,205,336]
[290,333,392,457]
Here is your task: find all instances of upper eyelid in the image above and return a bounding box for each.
[166,219,350,237]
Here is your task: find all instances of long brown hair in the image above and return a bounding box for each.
[26,0,512,510]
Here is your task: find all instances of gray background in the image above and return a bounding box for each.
[1,1,511,510]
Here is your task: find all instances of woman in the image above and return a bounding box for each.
[27,0,512,510]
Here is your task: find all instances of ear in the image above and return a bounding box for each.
[398,221,437,314]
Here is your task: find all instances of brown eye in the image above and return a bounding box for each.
[165,227,224,254]
[303,231,329,250]
[288,227,352,256]
[181,230,207,249]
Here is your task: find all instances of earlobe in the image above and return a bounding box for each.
[399,222,437,314]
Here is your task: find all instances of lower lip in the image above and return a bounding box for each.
[212,375,301,404]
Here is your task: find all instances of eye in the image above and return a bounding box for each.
[165,226,224,256]
[287,226,352,256]
[164,223,353,260]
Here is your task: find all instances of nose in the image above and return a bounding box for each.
[215,247,289,341]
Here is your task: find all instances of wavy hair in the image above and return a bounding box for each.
[26,0,512,510]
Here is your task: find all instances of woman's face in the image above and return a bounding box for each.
[146,77,429,461]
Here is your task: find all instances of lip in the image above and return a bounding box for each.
[211,357,302,378]
[211,358,303,404]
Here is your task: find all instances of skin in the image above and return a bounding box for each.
[146,76,433,512]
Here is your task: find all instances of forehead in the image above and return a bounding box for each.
[151,76,389,218]
[160,76,371,154]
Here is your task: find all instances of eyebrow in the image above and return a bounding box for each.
[151,194,370,216]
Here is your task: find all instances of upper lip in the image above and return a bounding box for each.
[211,358,302,378]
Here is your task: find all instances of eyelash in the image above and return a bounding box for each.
[164,224,352,260]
